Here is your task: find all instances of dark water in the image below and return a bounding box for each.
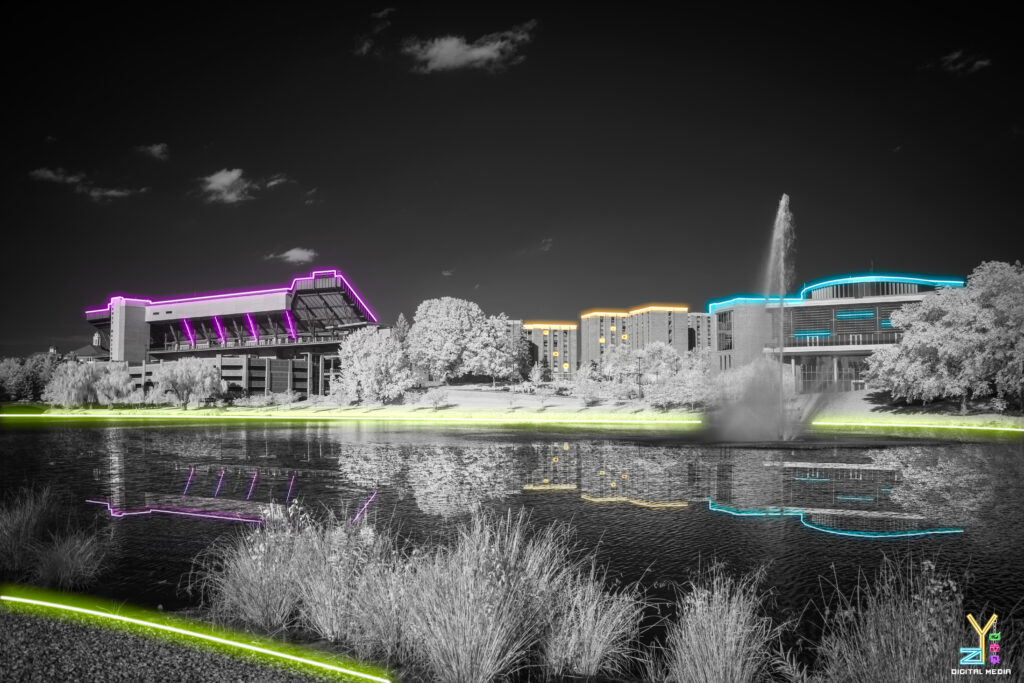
[2,420,1022,639]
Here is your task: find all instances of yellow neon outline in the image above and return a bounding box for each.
[628,304,689,314]
[580,310,629,319]
[0,594,390,682]
[522,483,577,491]
[580,494,688,508]
[967,613,998,652]
[523,322,577,330]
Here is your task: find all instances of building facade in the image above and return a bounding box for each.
[522,321,579,380]
[84,268,377,395]
[707,273,965,390]
[578,304,690,371]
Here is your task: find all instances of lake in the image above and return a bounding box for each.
[2,419,1022,646]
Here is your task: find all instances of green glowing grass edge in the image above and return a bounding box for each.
[0,584,391,682]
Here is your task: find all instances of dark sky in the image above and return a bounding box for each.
[2,3,1021,356]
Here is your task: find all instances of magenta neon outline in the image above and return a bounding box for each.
[87,499,262,524]
[351,490,378,524]
[283,310,298,340]
[246,471,258,500]
[245,313,259,340]
[85,268,378,323]
[181,319,196,347]
[285,473,296,503]
[214,469,225,497]
[182,467,195,496]
[212,316,227,344]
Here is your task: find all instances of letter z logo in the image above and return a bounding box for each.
[960,647,984,665]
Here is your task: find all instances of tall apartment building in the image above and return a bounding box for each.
[522,321,579,380]
[578,304,690,371]
[687,312,712,351]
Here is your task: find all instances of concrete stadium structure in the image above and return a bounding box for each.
[707,273,965,391]
[84,268,377,395]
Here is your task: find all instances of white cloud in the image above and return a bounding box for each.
[200,169,289,204]
[29,167,146,203]
[29,167,85,185]
[539,237,553,252]
[265,247,319,264]
[371,7,395,20]
[403,20,537,72]
[201,168,254,203]
[442,269,455,276]
[265,173,290,188]
[135,143,169,160]
[940,49,992,75]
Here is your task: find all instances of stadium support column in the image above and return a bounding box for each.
[241,356,250,392]
[832,357,838,387]
[287,359,294,393]
[318,355,325,395]
[265,357,271,396]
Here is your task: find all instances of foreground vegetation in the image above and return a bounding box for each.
[0,487,107,590]
[190,506,1021,682]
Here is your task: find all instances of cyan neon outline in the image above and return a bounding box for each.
[835,309,876,319]
[85,268,378,323]
[793,329,831,337]
[706,500,964,539]
[706,273,965,313]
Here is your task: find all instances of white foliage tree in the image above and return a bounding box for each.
[41,361,106,408]
[464,314,517,385]
[151,358,222,408]
[95,365,135,405]
[336,327,414,404]
[407,297,487,382]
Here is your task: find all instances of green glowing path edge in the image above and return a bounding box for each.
[2,412,1021,434]
[0,585,391,683]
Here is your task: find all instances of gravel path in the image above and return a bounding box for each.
[0,610,375,682]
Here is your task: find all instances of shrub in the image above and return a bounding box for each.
[812,558,975,683]
[32,530,107,590]
[651,564,780,683]
[541,560,647,678]
[425,389,449,410]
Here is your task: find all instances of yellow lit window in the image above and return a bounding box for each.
[562,363,569,370]
[543,329,549,335]
[553,351,559,357]
[599,337,605,344]
[621,334,628,340]
[610,325,616,331]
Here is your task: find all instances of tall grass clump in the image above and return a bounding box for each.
[294,518,409,666]
[0,487,61,578]
[650,564,781,683]
[189,505,313,636]
[402,509,583,682]
[32,530,107,590]
[1,486,106,588]
[811,557,974,683]
[541,559,648,679]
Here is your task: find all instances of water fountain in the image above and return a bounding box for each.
[708,194,819,442]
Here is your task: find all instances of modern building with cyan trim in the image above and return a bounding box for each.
[707,273,965,391]
[84,268,377,395]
